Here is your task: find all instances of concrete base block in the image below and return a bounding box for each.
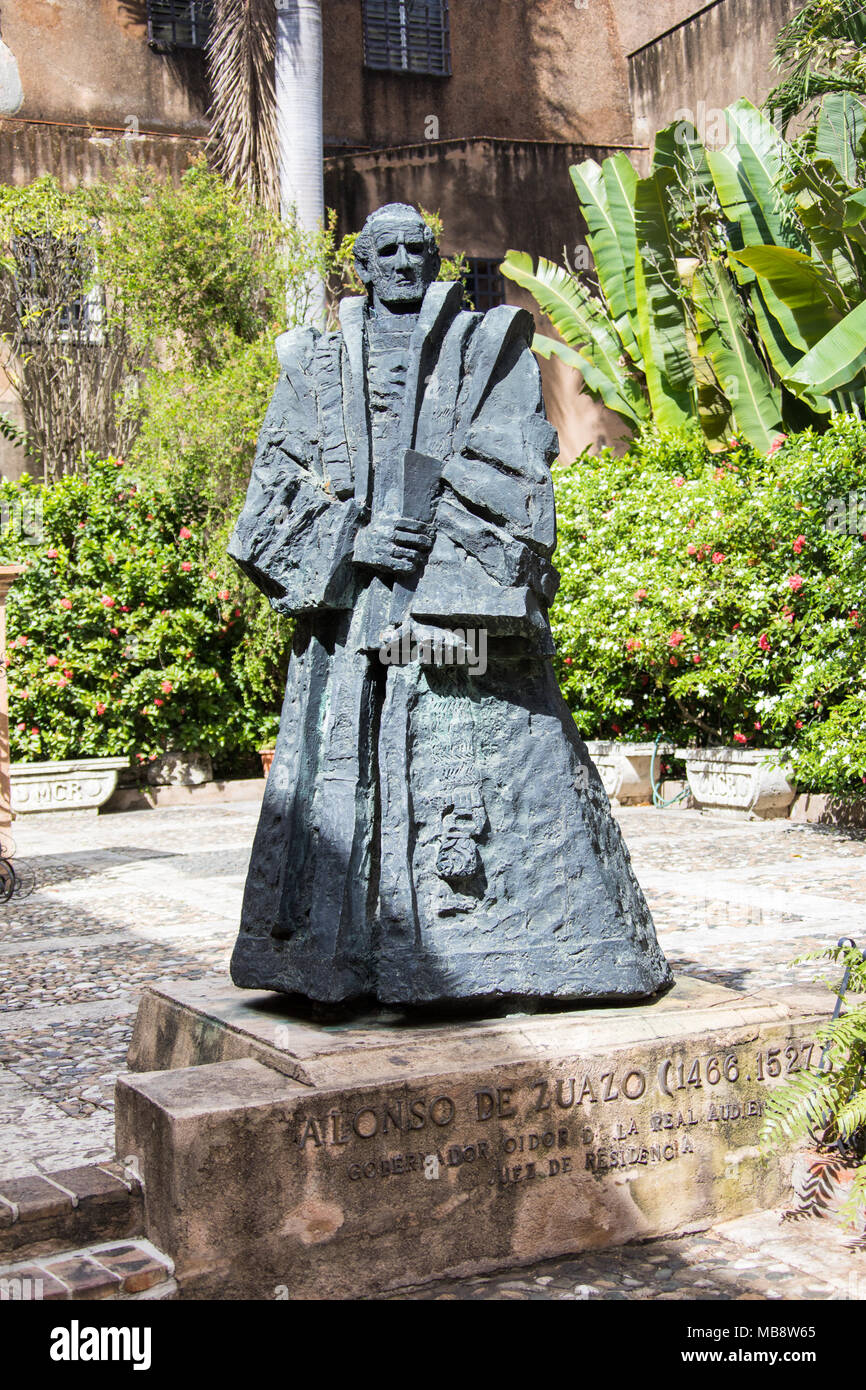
[116,976,828,1299]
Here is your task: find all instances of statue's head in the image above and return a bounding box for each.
[354,204,440,310]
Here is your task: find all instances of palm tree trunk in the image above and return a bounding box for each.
[276,0,325,322]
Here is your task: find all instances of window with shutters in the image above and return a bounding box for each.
[363,0,451,77]
[147,0,213,51]
[463,258,506,313]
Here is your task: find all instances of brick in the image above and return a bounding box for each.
[0,1199,14,1229]
[0,1176,72,1223]
[49,1165,131,1209]
[41,1255,121,1300]
[90,1244,171,1294]
[0,1262,68,1300]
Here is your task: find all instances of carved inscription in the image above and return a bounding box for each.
[291,1040,818,1190]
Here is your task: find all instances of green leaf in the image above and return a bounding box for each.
[731,245,844,345]
[570,155,640,363]
[632,167,697,424]
[501,251,647,426]
[532,334,646,427]
[694,257,784,451]
[784,297,866,397]
[815,93,866,185]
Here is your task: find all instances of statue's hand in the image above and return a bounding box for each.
[352,516,433,576]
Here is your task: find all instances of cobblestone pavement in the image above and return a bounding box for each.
[2,799,865,1299]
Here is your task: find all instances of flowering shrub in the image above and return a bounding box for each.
[1,459,285,764]
[553,416,866,793]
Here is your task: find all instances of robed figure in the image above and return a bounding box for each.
[229,204,672,1007]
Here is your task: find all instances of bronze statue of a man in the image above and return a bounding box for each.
[228,203,672,1007]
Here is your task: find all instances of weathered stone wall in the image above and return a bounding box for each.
[5,0,209,133]
[324,136,636,458]
[629,0,805,149]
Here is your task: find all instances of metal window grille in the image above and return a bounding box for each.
[147,0,212,50]
[363,0,451,77]
[463,258,506,313]
[14,235,104,347]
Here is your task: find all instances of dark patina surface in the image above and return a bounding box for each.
[228,204,672,1007]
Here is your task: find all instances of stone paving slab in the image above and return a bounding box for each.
[2,799,864,1297]
[378,1210,866,1301]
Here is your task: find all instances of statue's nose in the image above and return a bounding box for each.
[395,244,410,269]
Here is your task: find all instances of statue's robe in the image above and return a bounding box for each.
[229,282,672,1005]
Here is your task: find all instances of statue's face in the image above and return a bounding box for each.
[364,217,438,310]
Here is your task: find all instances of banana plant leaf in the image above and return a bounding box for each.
[531,334,647,428]
[633,167,697,424]
[501,251,647,425]
[731,245,845,345]
[694,257,784,451]
[816,93,866,186]
[570,155,640,363]
[784,297,866,397]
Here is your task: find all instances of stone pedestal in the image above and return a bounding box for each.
[116,976,827,1299]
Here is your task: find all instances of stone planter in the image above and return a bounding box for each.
[145,751,213,788]
[678,746,797,819]
[584,740,674,806]
[11,757,129,814]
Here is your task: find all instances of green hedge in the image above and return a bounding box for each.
[2,458,285,766]
[553,416,866,794]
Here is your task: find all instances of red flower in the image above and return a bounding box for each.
[673,476,685,488]
[712,552,725,565]
[611,723,621,734]
[795,720,804,730]
[849,610,860,627]
[101,596,116,608]
[563,657,573,666]
[788,575,804,592]
[16,635,28,647]
[63,668,73,679]
[96,703,106,716]
[758,634,771,652]
[208,570,217,580]
[634,589,647,602]
[625,638,642,653]
[109,627,119,636]
[669,656,678,667]
[693,655,701,664]
[181,561,192,572]
[154,698,164,708]
[734,733,748,745]
[47,654,59,668]
[58,676,70,688]
[218,589,230,601]
[767,434,787,457]
[161,680,173,694]
[792,535,806,555]
[15,722,24,732]
[31,727,39,735]
[668,631,685,647]
[754,721,762,731]
[687,543,697,556]
[46,548,59,559]
[178,526,193,540]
